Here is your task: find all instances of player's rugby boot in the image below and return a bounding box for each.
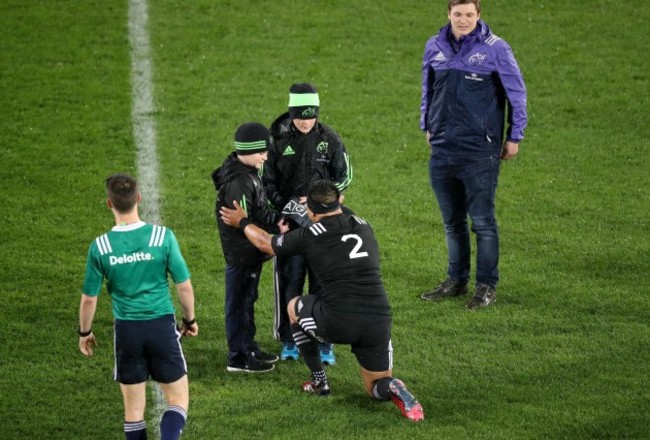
[302,379,331,397]
[388,379,424,422]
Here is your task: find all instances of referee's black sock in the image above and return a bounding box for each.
[291,323,324,374]
[124,420,147,439]
[160,405,187,440]
[372,377,394,401]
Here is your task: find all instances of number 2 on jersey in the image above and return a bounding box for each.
[341,234,369,259]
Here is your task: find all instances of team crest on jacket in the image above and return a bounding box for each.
[317,141,328,154]
[468,52,486,66]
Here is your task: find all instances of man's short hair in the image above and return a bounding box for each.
[306,180,340,214]
[106,173,138,213]
[448,0,481,13]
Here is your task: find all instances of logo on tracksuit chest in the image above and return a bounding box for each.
[468,52,487,66]
[316,141,330,162]
[316,142,328,154]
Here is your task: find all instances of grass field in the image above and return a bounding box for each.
[1,0,648,439]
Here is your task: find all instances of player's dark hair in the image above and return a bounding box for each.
[106,173,138,213]
[448,0,481,13]
[306,180,340,214]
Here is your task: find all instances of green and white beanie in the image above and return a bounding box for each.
[234,122,269,155]
[288,83,320,120]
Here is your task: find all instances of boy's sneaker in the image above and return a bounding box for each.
[466,283,497,310]
[251,350,279,363]
[420,278,468,301]
[227,357,275,373]
[388,379,424,422]
[302,379,331,397]
[319,343,336,365]
[280,342,299,360]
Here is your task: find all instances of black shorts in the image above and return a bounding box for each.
[294,295,393,372]
[113,314,187,385]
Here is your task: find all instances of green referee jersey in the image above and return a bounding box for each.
[82,221,191,321]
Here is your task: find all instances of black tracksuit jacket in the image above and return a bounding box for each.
[212,152,279,267]
[262,113,352,211]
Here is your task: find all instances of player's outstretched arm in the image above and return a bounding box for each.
[220,201,276,256]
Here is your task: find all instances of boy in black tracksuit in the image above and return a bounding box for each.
[261,83,353,363]
[212,122,281,373]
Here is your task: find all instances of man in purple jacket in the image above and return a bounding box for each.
[420,0,527,309]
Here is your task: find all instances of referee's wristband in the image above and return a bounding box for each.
[182,317,196,326]
[238,217,253,230]
[78,327,92,337]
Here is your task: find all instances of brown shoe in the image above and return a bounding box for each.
[420,278,469,301]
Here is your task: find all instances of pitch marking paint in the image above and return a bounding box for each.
[128,0,166,436]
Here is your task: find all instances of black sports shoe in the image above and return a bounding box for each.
[251,350,279,363]
[227,357,275,373]
[421,278,469,301]
[466,283,497,309]
[302,379,331,397]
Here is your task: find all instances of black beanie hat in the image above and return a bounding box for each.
[288,83,320,120]
[234,122,269,155]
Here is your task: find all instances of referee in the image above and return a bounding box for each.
[77,174,198,439]
[220,180,423,422]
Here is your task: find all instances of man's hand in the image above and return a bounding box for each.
[220,200,247,228]
[501,141,519,160]
[278,218,290,234]
[180,321,198,337]
[79,333,97,357]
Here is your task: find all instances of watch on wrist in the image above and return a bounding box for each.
[78,327,92,337]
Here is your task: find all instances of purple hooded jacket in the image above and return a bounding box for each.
[421,20,527,156]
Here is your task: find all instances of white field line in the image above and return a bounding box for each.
[128,0,166,436]
[129,0,160,224]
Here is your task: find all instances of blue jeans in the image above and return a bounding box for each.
[225,262,262,363]
[428,154,501,287]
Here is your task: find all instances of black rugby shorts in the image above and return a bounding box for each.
[295,295,393,372]
[114,314,187,384]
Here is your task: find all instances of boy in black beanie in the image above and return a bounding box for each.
[261,83,353,364]
[211,122,285,373]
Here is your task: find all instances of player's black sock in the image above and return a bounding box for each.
[291,322,323,373]
[124,420,147,439]
[311,369,327,384]
[160,405,186,440]
[372,377,394,401]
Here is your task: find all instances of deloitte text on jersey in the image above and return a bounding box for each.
[109,252,154,265]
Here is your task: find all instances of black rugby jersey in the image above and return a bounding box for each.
[271,213,391,316]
